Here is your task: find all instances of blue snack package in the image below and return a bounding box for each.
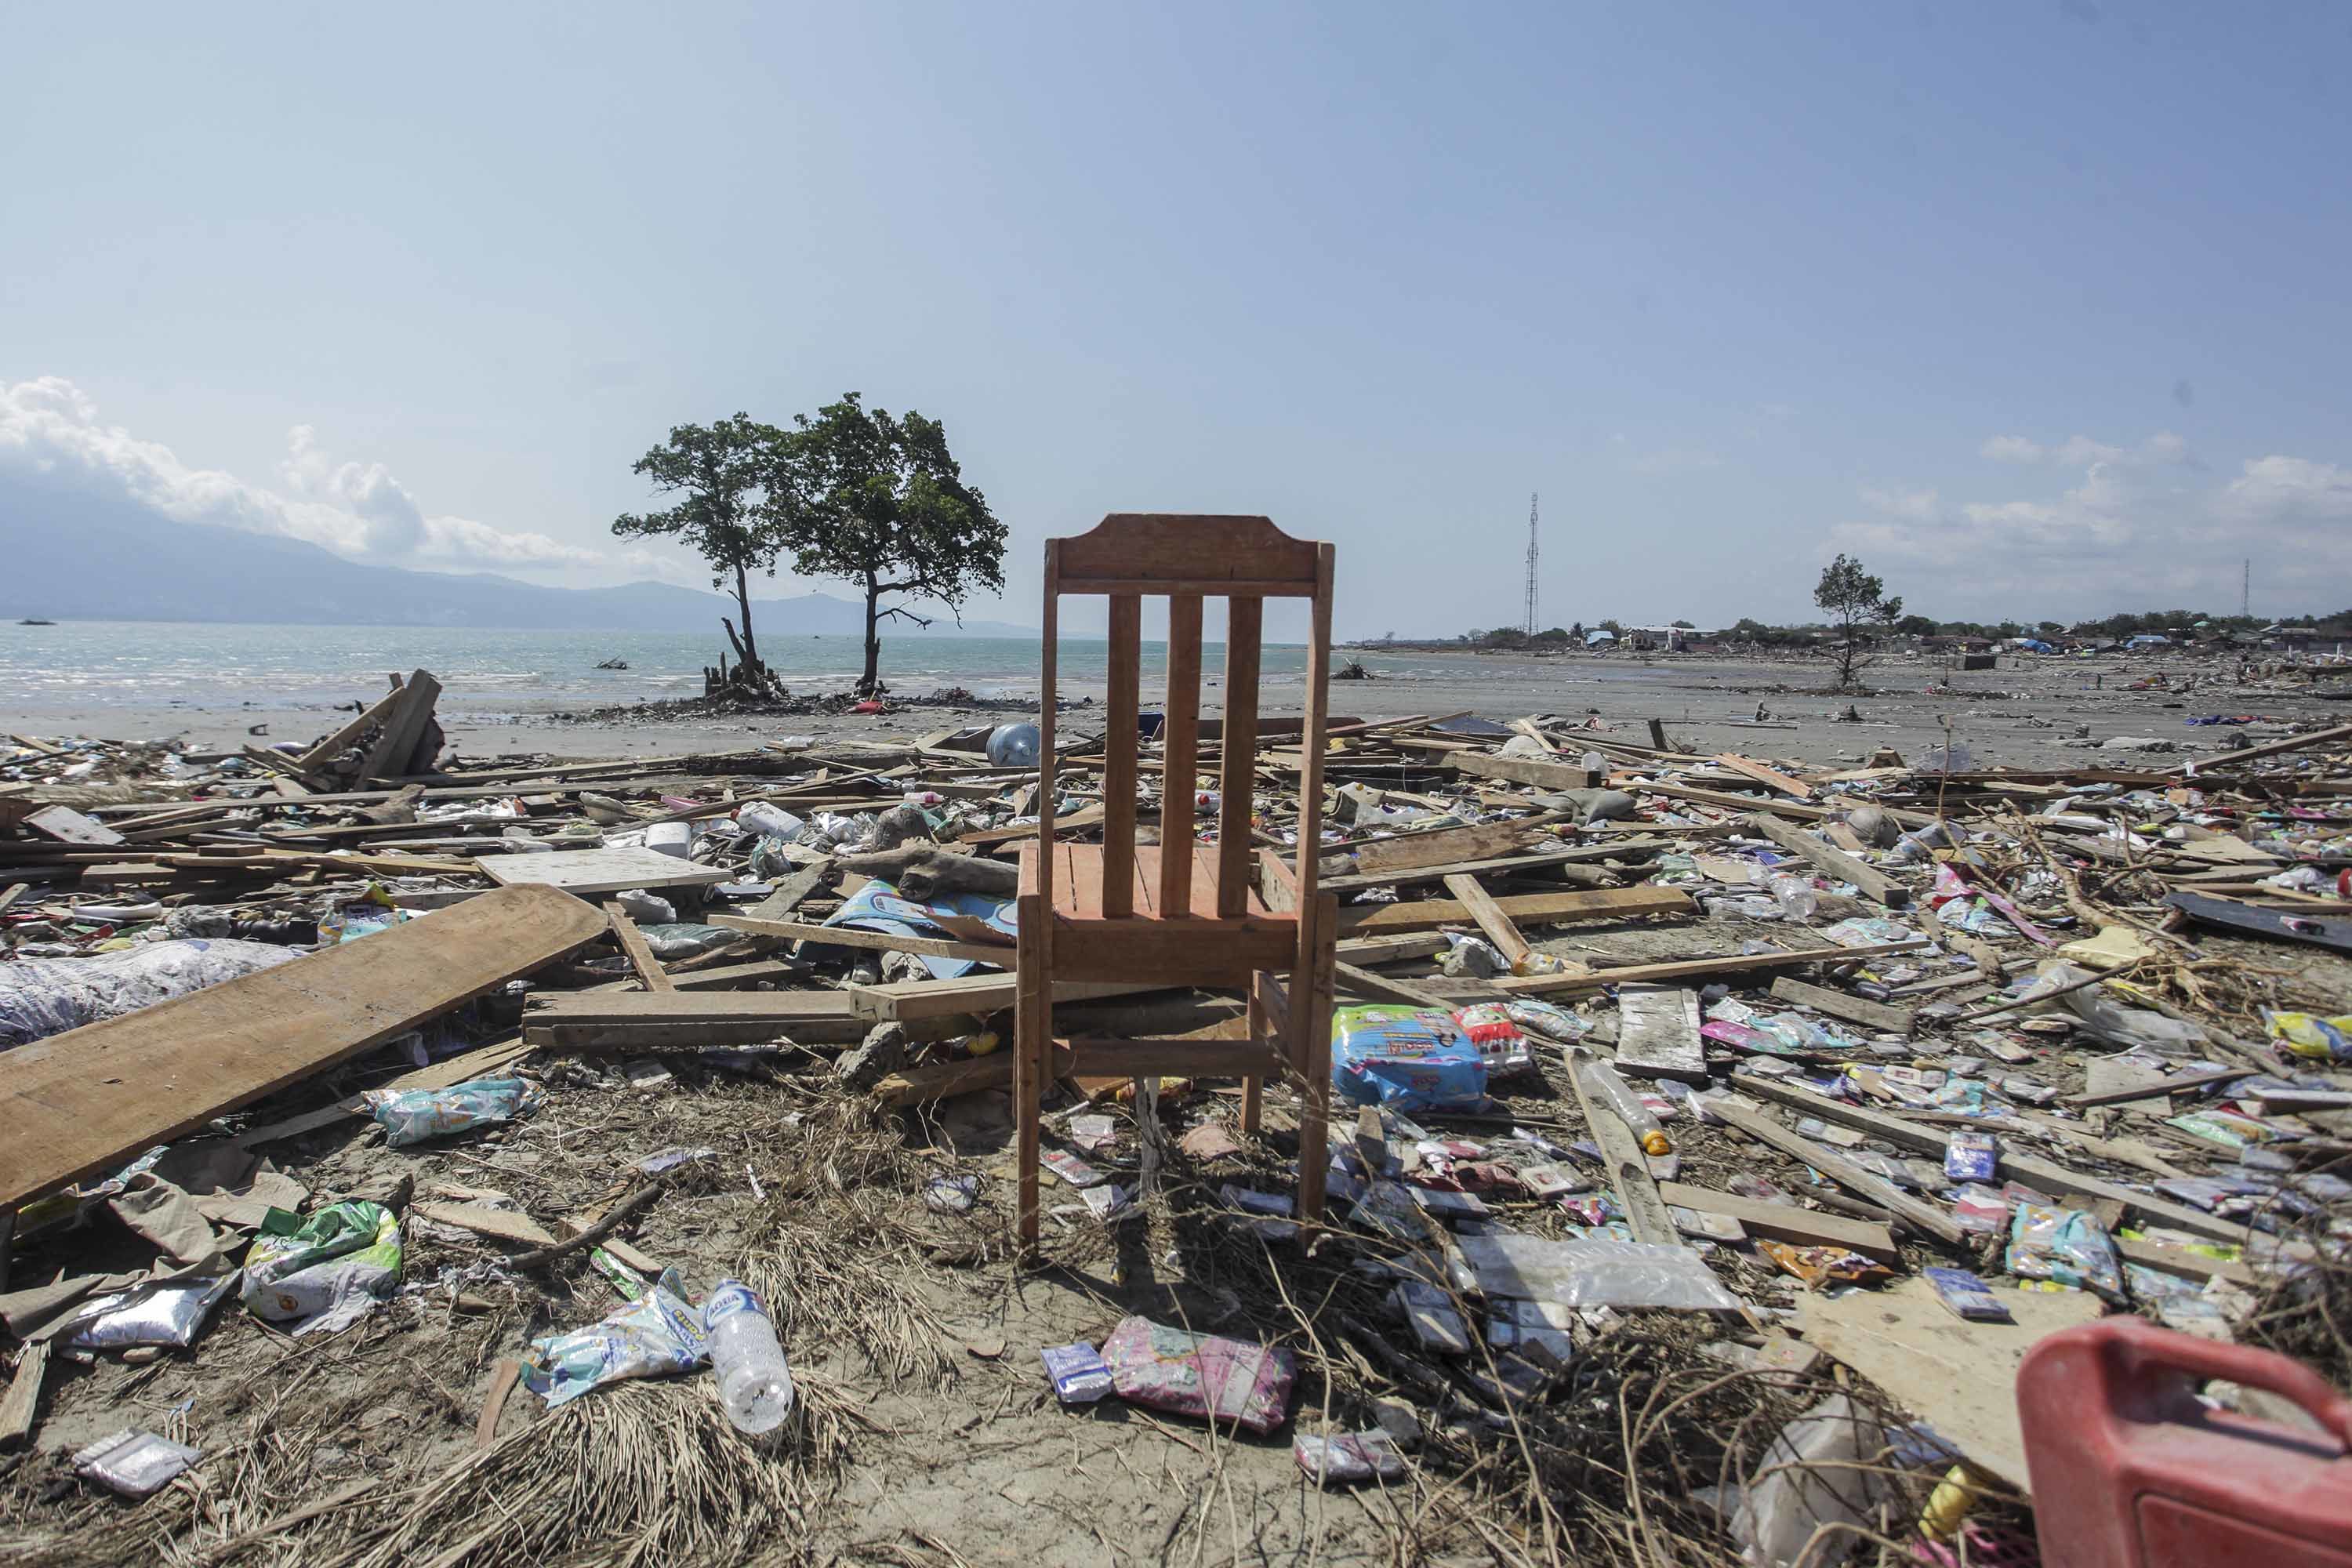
[1041,1341,1113,1403]
[1923,1267,2013,1323]
[1329,1005,1489,1113]
[1944,1130,1998,1182]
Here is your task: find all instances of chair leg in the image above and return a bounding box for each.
[1014,892,1048,1254]
[1293,896,1338,1221]
[1242,985,1266,1134]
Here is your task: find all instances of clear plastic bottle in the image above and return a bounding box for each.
[705,1278,794,1434]
[1767,873,1818,922]
[1574,1054,1672,1156]
[985,722,1040,766]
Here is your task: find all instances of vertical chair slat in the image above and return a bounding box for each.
[1216,596,1262,918]
[1158,593,1203,918]
[1102,593,1141,917]
[1036,544,1059,910]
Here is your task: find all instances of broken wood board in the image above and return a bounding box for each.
[1711,753,1813,800]
[1798,1272,2104,1495]
[710,913,1012,964]
[1320,844,1638,895]
[412,1201,560,1247]
[1769,976,1915,1036]
[26,805,124,847]
[523,990,869,1047]
[1655,1181,1900,1264]
[1335,819,1534,877]
[1612,985,1707,1081]
[2079,1055,2172,1115]
[481,845,730,897]
[1706,1098,1965,1244]
[1491,938,1927,996]
[602,902,677,993]
[1564,1049,1677,1245]
[1735,1076,2249,1243]
[1441,873,1533,966]
[1444,752,1599,791]
[0,886,604,1212]
[1747,812,1909,909]
[1338,885,1690,936]
[0,1341,51,1451]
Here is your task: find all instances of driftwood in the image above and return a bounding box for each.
[837,845,1018,900]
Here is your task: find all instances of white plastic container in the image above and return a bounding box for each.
[644,822,694,858]
[706,1278,794,1434]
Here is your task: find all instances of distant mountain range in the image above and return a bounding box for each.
[0,498,1033,635]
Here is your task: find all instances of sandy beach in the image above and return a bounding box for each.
[5,643,2336,772]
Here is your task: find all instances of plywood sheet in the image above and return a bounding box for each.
[0,884,606,1210]
[482,845,730,896]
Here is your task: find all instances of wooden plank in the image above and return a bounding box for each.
[0,1341,52,1451]
[2114,1233,2261,1287]
[357,669,441,782]
[27,804,125,847]
[2183,719,2352,775]
[1733,1076,2249,1243]
[412,1201,560,1247]
[481,844,730,896]
[1102,593,1142,918]
[849,974,1160,1022]
[2078,1056,2175,1113]
[1441,873,1532,967]
[710,914,1011,964]
[1706,1098,1966,1245]
[1342,820,1534,877]
[601,901,677,993]
[1216,595,1263,918]
[1748,812,1910,909]
[1333,961,1455,1010]
[1712,753,1813,800]
[294,681,410,772]
[1491,938,1928,996]
[1564,1048,1676,1245]
[1338,884,1690,935]
[1053,514,1322,588]
[1656,1181,1900,1264]
[1160,593,1203,918]
[0,885,606,1212]
[1446,752,1599,791]
[1769,976,1915,1036]
[1612,984,1707,1080]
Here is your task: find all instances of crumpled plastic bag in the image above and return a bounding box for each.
[1100,1316,1296,1434]
[241,1201,402,1334]
[366,1077,542,1147]
[2266,1010,2352,1062]
[65,1272,241,1350]
[1330,1005,1489,1113]
[635,924,739,960]
[2006,1200,2122,1301]
[521,1270,710,1407]
[1451,1004,1537,1076]
[0,938,298,1049]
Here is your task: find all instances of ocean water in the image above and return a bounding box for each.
[0,621,1681,716]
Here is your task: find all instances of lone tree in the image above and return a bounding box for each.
[1814,553,1903,688]
[767,393,1006,695]
[612,413,786,695]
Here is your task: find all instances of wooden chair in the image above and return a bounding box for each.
[1015,514,1337,1250]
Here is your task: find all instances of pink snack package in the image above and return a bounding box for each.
[1100,1316,1297,1434]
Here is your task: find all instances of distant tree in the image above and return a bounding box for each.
[612,413,786,689]
[1569,621,1585,641]
[2037,621,2065,635]
[1533,626,1570,642]
[1670,619,1695,629]
[1894,613,1937,637]
[1814,554,1902,689]
[764,393,1007,695]
[1598,618,1624,634]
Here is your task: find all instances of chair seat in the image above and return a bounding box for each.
[1018,841,1296,982]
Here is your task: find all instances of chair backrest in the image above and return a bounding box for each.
[1038,514,1335,922]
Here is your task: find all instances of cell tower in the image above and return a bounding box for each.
[1523,492,1540,637]
[2243,557,2251,619]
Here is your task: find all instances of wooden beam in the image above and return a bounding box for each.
[1748,812,1911,909]
[2183,720,2352,775]
[601,902,677,993]
[357,669,441,782]
[1769,976,1915,1036]
[1564,1048,1676,1245]
[1441,873,1532,967]
[1446,752,1599,791]
[1713,753,1813,800]
[0,1341,51,1451]
[710,913,1011,964]
[1338,884,1690,936]
[1333,960,1456,1010]
[1490,938,1926,995]
[1657,1181,1900,1264]
[1706,1098,1966,1245]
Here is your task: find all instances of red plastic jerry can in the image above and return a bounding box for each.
[2017,1317,2352,1568]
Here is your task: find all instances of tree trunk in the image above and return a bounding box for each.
[733,560,760,671]
[860,571,883,695]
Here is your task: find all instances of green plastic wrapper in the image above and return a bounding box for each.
[241,1200,403,1334]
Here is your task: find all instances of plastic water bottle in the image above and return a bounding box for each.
[706,1279,794,1434]
[1574,1054,1672,1156]
[1768,873,1819,922]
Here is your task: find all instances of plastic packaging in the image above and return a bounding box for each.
[1042,1341,1114,1403]
[1100,1316,1296,1434]
[706,1278,796,1433]
[366,1077,543,1147]
[1454,1234,1744,1312]
[1727,1393,1891,1568]
[611,888,677,924]
[1328,1005,1490,1113]
[1767,873,1818,923]
[985,722,1040,767]
[242,1200,403,1334]
[522,1272,709,1407]
[635,924,739,960]
[644,822,695,858]
[1924,1267,2013,1323]
[1295,1430,1407,1486]
[1944,1129,1998,1182]
[2006,1200,2123,1300]
[1574,1054,1672,1156]
[65,1272,240,1350]
[736,801,806,839]
[0,938,299,1050]
[1450,1003,1537,1076]
[2265,1010,2352,1062]
[74,1428,202,1498]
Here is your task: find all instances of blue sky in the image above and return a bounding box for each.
[4,3,2347,637]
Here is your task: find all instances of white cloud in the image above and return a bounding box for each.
[0,376,666,583]
[1835,434,2352,618]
